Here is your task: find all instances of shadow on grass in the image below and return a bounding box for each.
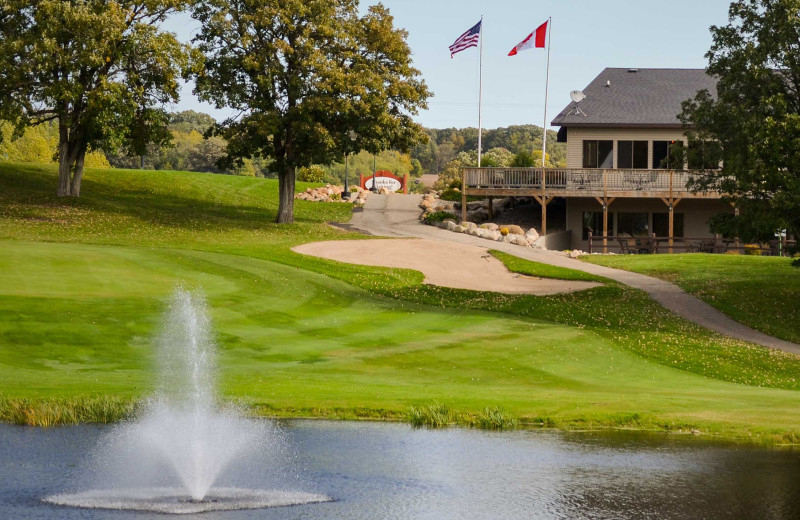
[0,163,349,231]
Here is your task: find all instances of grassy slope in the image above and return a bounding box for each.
[2,162,800,442]
[581,254,800,344]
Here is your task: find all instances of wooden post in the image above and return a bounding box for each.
[602,170,608,253]
[602,202,608,254]
[403,173,408,194]
[541,199,548,236]
[595,195,615,254]
[588,232,593,254]
[668,204,674,254]
[461,168,467,223]
[541,168,547,236]
[669,171,674,254]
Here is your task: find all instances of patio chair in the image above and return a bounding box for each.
[617,235,636,254]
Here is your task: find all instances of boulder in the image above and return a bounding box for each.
[460,221,478,229]
[454,225,468,233]
[569,250,584,259]
[509,235,528,247]
[480,223,500,231]
[486,230,502,241]
[525,228,540,242]
[445,220,458,231]
[506,224,525,236]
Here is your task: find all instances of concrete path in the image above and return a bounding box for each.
[347,193,800,355]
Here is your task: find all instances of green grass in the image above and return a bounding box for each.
[2,162,800,443]
[581,254,800,344]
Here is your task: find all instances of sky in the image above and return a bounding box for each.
[165,0,733,131]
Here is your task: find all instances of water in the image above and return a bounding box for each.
[2,421,800,519]
[41,289,329,513]
[6,289,799,517]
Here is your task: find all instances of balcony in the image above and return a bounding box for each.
[462,168,721,199]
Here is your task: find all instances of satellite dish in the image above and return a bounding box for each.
[570,90,586,103]
[568,90,588,117]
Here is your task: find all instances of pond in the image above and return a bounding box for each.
[2,420,799,519]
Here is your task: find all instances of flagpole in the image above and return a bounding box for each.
[541,17,552,168]
[477,15,484,168]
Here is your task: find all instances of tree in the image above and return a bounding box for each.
[194,0,430,223]
[0,0,195,196]
[680,0,800,246]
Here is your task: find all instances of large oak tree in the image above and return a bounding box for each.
[193,0,430,223]
[680,0,800,245]
[0,0,195,196]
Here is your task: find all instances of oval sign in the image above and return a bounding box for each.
[364,176,402,192]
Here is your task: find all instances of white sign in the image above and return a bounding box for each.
[364,176,402,192]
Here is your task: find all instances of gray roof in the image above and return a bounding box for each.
[551,68,717,128]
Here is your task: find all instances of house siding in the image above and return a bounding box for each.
[567,198,731,251]
[566,128,687,169]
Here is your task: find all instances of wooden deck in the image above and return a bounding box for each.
[462,167,720,199]
[460,167,722,236]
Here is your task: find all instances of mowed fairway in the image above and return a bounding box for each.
[582,254,800,344]
[2,163,800,441]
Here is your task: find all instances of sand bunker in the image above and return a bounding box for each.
[293,239,601,295]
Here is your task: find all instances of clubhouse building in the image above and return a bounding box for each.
[462,68,733,253]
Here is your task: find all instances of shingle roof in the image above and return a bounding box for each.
[551,68,717,128]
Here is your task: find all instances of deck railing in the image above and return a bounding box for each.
[586,233,796,255]
[463,167,713,194]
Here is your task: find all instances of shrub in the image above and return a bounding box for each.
[744,244,763,256]
[424,211,458,224]
[297,165,326,183]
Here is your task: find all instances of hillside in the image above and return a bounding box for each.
[2,162,800,443]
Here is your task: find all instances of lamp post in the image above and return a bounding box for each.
[342,131,356,200]
[370,153,378,192]
[342,152,350,200]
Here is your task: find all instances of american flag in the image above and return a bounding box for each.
[449,21,481,58]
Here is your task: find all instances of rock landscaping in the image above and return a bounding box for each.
[419,193,544,249]
[295,184,370,204]
[418,191,515,223]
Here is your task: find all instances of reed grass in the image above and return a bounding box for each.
[466,407,519,430]
[0,396,139,426]
[406,403,519,430]
[406,402,454,428]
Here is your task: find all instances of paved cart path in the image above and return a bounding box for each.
[338,193,800,355]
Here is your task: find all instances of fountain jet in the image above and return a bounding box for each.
[45,289,330,514]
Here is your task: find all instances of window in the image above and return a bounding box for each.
[582,140,613,169]
[652,213,684,237]
[687,140,722,170]
[617,212,649,237]
[582,212,614,240]
[652,141,684,169]
[618,141,648,169]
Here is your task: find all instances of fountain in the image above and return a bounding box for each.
[44,289,331,514]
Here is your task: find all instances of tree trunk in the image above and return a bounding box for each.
[276,165,296,223]
[70,146,87,197]
[57,121,71,197]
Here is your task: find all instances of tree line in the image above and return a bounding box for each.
[2,108,566,181]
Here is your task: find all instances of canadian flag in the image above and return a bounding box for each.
[508,21,548,56]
